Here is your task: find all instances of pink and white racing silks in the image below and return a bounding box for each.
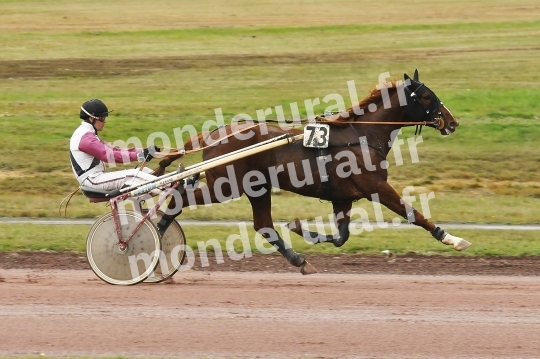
[69,121,158,193]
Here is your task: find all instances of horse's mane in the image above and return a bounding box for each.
[320,81,399,126]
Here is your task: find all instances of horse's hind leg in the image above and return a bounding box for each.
[247,189,316,274]
[154,193,181,236]
[287,201,352,247]
[287,218,333,245]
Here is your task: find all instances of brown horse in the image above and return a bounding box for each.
[155,70,470,274]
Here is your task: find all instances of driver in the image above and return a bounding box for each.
[69,99,160,193]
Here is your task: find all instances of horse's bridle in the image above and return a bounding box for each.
[405,81,445,132]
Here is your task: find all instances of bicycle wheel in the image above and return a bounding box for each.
[144,210,187,283]
[86,210,161,285]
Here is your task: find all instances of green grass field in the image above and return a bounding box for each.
[1,223,538,256]
[0,0,539,254]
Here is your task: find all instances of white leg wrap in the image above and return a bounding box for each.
[442,233,472,251]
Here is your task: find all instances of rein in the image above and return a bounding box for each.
[151,115,444,159]
[319,119,440,126]
[253,117,441,127]
[154,123,261,158]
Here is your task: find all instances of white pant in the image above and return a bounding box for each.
[81,168,161,195]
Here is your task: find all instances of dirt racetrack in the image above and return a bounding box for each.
[1,253,540,358]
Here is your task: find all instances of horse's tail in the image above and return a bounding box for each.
[151,131,210,176]
[183,131,209,152]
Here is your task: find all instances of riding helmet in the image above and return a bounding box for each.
[80,99,113,120]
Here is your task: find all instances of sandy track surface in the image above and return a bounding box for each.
[1,269,540,358]
[3,251,540,276]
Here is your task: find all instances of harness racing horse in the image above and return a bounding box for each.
[156,70,471,274]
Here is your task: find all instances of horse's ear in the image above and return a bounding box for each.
[413,69,419,81]
[404,73,410,81]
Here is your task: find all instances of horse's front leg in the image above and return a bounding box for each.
[287,200,353,247]
[373,182,471,251]
[247,189,317,275]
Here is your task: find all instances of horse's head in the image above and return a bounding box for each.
[403,69,459,135]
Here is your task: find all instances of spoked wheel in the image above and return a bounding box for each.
[86,210,161,286]
[143,210,187,283]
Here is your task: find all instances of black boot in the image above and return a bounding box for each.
[303,231,332,244]
[267,231,306,267]
[287,218,333,245]
[431,226,446,241]
[156,213,180,237]
[332,220,350,247]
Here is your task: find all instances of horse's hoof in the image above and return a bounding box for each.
[300,261,318,275]
[454,239,472,251]
[442,234,472,251]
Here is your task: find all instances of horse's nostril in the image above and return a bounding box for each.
[449,122,456,130]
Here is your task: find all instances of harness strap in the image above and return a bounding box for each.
[345,124,386,157]
[316,147,331,198]
[329,141,385,154]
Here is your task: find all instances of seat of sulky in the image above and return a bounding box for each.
[80,186,116,203]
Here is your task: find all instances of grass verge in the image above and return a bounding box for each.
[0,223,538,256]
